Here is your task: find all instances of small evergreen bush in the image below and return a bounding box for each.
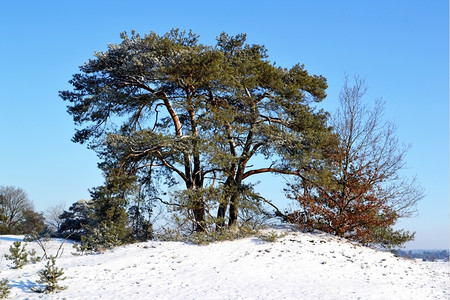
[258,231,287,243]
[4,241,40,269]
[0,279,11,299]
[31,256,67,294]
[370,227,415,249]
[73,221,125,254]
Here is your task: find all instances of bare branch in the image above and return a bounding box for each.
[155,150,189,183]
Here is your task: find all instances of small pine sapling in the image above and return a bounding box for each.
[31,256,67,294]
[4,241,28,269]
[4,241,40,269]
[0,279,11,299]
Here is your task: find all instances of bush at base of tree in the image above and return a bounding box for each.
[157,225,257,245]
[73,221,128,254]
[58,199,94,241]
[370,227,415,249]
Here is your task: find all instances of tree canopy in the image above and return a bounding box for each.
[60,29,332,233]
[286,76,423,247]
[0,185,44,234]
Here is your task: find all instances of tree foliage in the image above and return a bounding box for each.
[59,170,154,247]
[60,29,331,233]
[0,186,43,234]
[4,241,40,269]
[0,279,10,299]
[58,199,94,240]
[87,169,133,243]
[31,256,67,294]
[286,76,423,246]
[18,209,46,234]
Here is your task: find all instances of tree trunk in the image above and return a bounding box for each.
[193,201,205,232]
[228,192,239,228]
[227,169,245,228]
[216,203,227,229]
[216,174,235,230]
[185,176,205,232]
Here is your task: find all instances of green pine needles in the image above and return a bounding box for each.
[60,29,331,235]
[4,241,40,269]
[4,241,67,294]
[0,279,11,299]
[73,221,126,255]
[31,256,67,294]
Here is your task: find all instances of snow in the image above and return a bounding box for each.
[1,226,448,299]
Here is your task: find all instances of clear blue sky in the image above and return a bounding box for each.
[0,0,448,249]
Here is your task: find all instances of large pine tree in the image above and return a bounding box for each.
[60,29,331,232]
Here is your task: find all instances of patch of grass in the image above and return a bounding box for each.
[257,231,287,243]
[158,226,257,245]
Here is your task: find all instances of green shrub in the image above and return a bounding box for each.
[73,221,125,254]
[371,227,415,249]
[0,279,11,299]
[31,256,67,294]
[158,226,257,245]
[4,241,40,269]
[258,231,287,243]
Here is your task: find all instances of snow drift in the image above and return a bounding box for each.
[1,226,448,299]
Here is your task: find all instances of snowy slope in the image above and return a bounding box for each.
[1,226,448,299]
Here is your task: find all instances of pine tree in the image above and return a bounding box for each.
[32,256,67,294]
[4,241,39,269]
[60,29,331,233]
[0,279,11,299]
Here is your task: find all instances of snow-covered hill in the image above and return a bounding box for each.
[1,226,448,299]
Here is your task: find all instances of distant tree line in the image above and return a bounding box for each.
[394,249,449,262]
